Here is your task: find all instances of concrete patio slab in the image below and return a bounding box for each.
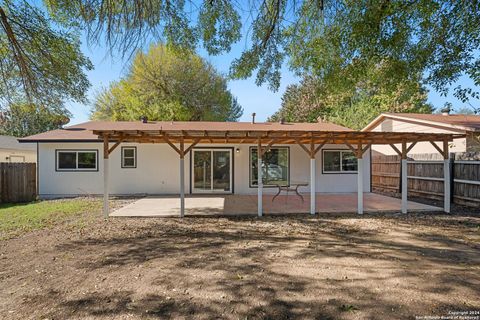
[110,193,441,217]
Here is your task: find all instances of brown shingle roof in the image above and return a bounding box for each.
[19,120,353,142]
[0,135,36,150]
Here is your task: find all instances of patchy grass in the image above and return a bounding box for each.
[0,212,478,319]
[0,198,101,239]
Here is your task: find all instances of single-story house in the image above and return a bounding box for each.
[19,119,461,216]
[0,135,36,163]
[363,112,480,155]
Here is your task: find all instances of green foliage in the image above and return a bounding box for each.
[0,103,71,137]
[270,74,433,130]
[91,44,243,121]
[0,1,92,107]
[286,1,480,101]
[45,0,480,100]
[454,106,476,115]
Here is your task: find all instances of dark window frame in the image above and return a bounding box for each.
[121,146,137,168]
[249,146,290,188]
[55,149,99,172]
[322,149,358,174]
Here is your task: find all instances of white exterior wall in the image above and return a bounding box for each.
[38,142,371,198]
[0,148,37,163]
[371,118,466,155]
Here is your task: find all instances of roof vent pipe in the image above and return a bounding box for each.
[140,116,148,123]
[251,112,256,124]
[440,104,452,116]
[279,117,285,124]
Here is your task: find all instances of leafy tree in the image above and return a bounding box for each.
[91,44,243,121]
[45,0,480,100]
[0,1,92,107]
[270,74,433,130]
[454,107,477,115]
[0,103,70,137]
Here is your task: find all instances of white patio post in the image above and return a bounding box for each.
[443,140,451,213]
[308,139,316,215]
[401,141,408,214]
[179,138,185,218]
[310,156,316,215]
[257,139,263,217]
[103,135,109,218]
[357,158,364,215]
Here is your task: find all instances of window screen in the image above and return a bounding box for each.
[323,150,358,173]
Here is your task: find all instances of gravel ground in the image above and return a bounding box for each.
[0,198,479,320]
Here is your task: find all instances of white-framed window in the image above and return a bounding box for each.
[322,150,358,173]
[121,146,136,168]
[250,147,289,187]
[56,150,98,171]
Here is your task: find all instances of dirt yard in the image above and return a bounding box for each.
[0,201,479,319]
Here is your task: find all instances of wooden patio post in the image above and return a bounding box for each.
[257,138,263,217]
[180,137,185,218]
[310,139,316,215]
[443,140,451,214]
[357,143,364,215]
[401,141,408,214]
[103,135,109,218]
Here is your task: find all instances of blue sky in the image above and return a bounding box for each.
[66,33,478,125]
[68,35,301,125]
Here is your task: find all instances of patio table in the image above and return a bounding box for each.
[270,182,309,202]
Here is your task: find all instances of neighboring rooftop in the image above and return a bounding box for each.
[19,120,354,142]
[0,135,36,151]
[363,113,480,132]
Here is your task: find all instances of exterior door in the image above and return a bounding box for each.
[192,149,232,193]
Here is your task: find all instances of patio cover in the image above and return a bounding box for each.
[20,120,465,217]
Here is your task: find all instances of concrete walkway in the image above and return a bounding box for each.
[110,193,441,217]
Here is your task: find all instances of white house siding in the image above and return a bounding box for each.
[371,118,467,155]
[0,148,37,163]
[38,142,371,198]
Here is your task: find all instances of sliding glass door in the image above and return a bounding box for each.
[192,149,232,193]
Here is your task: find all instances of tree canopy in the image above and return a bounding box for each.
[44,0,480,101]
[270,73,433,130]
[0,1,92,107]
[2,0,479,124]
[0,103,71,137]
[91,44,243,121]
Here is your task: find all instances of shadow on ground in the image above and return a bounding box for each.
[2,213,479,319]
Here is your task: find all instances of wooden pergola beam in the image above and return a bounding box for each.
[260,139,277,157]
[103,135,110,159]
[93,130,464,147]
[389,144,402,157]
[313,141,327,156]
[429,141,445,158]
[294,138,312,157]
[163,135,182,156]
[108,138,124,155]
[406,142,417,154]
[343,142,371,159]
[184,138,201,155]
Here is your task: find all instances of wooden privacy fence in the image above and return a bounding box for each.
[372,153,480,207]
[0,162,36,203]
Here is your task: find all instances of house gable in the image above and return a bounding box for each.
[363,113,478,134]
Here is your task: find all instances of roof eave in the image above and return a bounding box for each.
[363,113,477,133]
